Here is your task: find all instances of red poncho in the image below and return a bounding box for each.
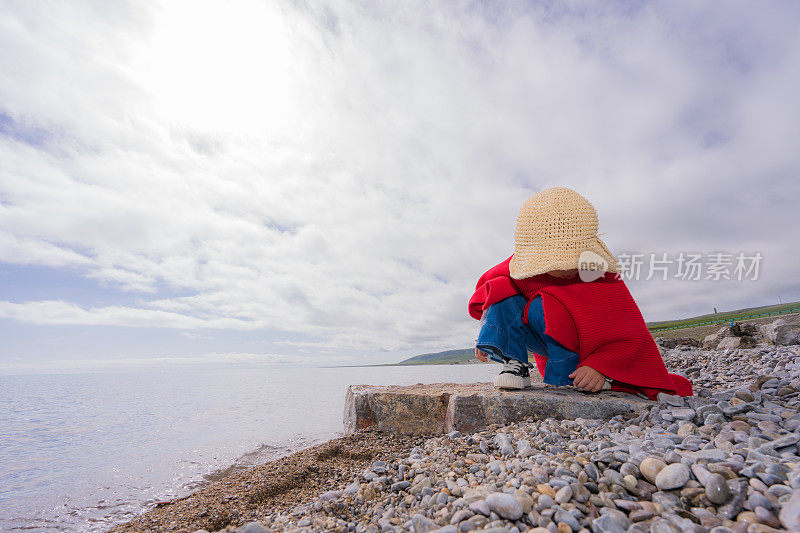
[469,256,692,399]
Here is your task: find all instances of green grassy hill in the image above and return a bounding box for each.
[396,348,474,365]
[395,300,799,365]
[647,301,800,332]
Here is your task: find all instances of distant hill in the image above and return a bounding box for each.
[395,300,800,365]
[647,300,799,332]
[396,348,475,365]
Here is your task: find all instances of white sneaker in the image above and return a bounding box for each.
[493,358,531,390]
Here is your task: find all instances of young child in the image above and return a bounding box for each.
[468,187,692,400]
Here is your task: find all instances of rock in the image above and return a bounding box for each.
[718,336,757,350]
[516,439,532,457]
[486,492,523,521]
[236,524,270,533]
[640,457,668,484]
[703,333,721,349]
[554,509,581,531]
[412,514,439,533]
[705,474,731,504]
[345,382,652,434]
[718,481,747,519]
[554,484,573,503]
[391,481,410,492]
[590,514,627,533]
[763,319,800,345]
[320,490,342,501]
[449,509,472,524]
[779,490,800,530]
[537,494,554,508]
[409,476,431,495]
[655,463,690,491]
[671,408,696,420]
[469,499,490,516]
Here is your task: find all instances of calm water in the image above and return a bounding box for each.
[0,364,496,532]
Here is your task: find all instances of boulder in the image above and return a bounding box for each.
[738,323,760,337]
[703,333,721,349]
[344,382,653,435]
[704,325,741,349]
[717,336,757,350]
[761,319,800,345]
[655,337,701,349]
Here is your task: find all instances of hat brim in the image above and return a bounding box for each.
[509,236,620,280]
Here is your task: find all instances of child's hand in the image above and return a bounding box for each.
[569,365,606,392]
[474,347,489,362]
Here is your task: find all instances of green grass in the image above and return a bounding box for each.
[395,348,474,365]
[647,301,800,332]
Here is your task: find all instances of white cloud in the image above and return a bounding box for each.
[0,300,261,329]
[0,1,799,362]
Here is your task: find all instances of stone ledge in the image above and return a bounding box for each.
[344,382,653,435]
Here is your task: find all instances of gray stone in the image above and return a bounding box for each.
[554,509,580,531]
[671,408,696,420]
[717,336,757,350]
[763,319,800,345]
[652,491,681,509]
[516,439,532,457]
[554,484,573,503]
[236,523,271,533]
[704,474,731,504]
[655,463,690,490]
[486,492,523,521]
[449,509,473,524]
[537,494,554,508]
[411,514,439,533]
[718,481,747,520]
[469,499,490,516]
[391,481,410,491]
[590,514,626,533]
[345,383,652,434]
[779,489,800,530]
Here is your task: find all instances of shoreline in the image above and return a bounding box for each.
[111,343,800,533]
[109,431,425,533]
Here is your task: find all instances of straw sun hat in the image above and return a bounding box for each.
[509,187,620,280]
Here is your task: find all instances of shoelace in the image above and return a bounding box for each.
[503,358,525,373]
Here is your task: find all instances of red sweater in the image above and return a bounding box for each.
[469,256,692,399]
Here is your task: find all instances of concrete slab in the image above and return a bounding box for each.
[344,382,653,435]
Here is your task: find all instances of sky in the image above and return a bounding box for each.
[1,1,799,373]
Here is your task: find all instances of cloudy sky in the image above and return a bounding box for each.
[1,1,798,373]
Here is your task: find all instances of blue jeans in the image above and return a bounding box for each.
[476,295,580,386]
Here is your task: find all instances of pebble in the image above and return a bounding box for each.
[412,514,439,533]
[640,457,667,484]
[779,489,800,530]
[486,492,523,521]
[591,514,627,533]
[554,484,573,504]
[705,474,732,504]
[655,463,690,490]
[469,499,490,516]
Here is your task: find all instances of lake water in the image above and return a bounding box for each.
[0,363,496,532]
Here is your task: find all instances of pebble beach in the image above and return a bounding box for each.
[117,342,800,533]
